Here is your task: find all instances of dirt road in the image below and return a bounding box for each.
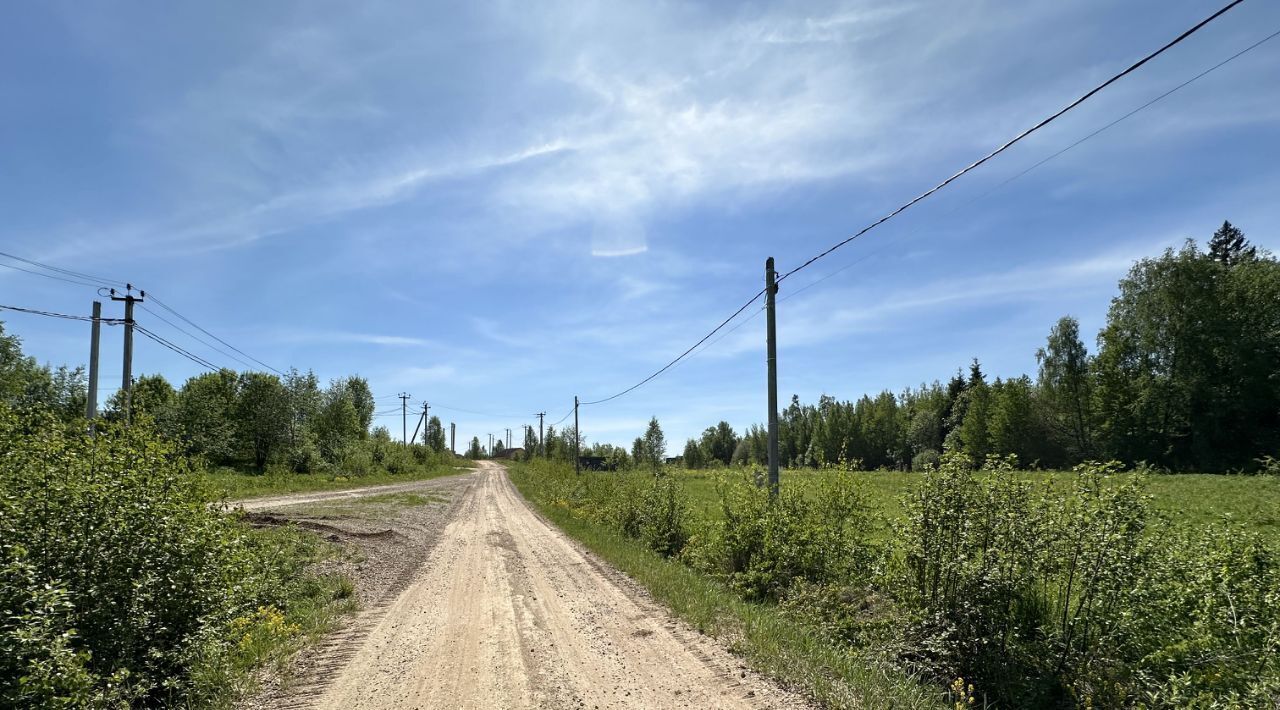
[293,461,807,710]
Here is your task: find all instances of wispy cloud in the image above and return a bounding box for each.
[277,331,435,348]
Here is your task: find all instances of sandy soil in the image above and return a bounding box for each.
[257,461,809,710]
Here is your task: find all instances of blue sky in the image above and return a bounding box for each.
[3,0,1279,451]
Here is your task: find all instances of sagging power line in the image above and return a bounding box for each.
[570,0,1252,412]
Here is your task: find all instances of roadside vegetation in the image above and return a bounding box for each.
[510,456,1280,708]
[511,226,1280,708]
[0,407,357,707]
[0,322,461,706]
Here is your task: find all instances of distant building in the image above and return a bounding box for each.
[493,447,525,460]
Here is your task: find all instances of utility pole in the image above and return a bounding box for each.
[574,395,580,476]
[765,257,780,497]
[398,392,411,445]
[506,428,511,450]
[450,422,456,454]
[536,412,545,457]
[110,285,144,424]
[86,301,102,422]
[410,402,427,445]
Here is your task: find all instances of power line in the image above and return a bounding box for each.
[146,294,285,375]
[550,404,575,427]
[0,251,124,288]
[137,303,258,371]
[985,24,1280,199]
[0,260,106,289]
[0,303,124,324]
[775,24,1280,309]
[133,323,219,372]
[430,402,527,419]
[579,287,765,406]
[777,0,1248,284]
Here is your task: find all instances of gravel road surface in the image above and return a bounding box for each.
[281,461,809,709]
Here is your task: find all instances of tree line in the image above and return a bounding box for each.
[680,222,1279,473]
[0,330,453,474]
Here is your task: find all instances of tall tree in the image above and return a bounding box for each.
[1207,220,1255,266]
[1037,316,1093,458]
[640,417,666,473]
[234,372,290,470]
[426,415,447,452]
[1094,235,1280,470]
[174,369,240,462]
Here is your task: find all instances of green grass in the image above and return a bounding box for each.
[285,491,450,519]
[192,523,360,707]
[508,462,943,709]
[204,459,474,500]
[510,462,1280,708]
[675,467,1280,543]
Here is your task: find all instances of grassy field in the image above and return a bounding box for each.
[677,467,1280,543]
[205,459,474,500]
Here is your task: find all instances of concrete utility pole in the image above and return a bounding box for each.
[574,395,580,476]
[398,393,412,445]
[410,402,427,445]
[86,301,102,422]
[506,428,512,450]
[488,433,494,457]
[765,257,780,497]
[535,412,545,457]
[450,422,456,454]
[110,285,144,424]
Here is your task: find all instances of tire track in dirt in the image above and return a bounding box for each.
[303,461,811,710]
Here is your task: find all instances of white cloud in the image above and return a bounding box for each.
[278,331,435,348]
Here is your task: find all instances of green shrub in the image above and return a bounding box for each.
[911,449,941,471]
[639,475,689,557]
[688,469,872,601]
[0,546,106,708]
[0,404,346,706]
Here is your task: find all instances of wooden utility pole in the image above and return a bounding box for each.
[574,396,580,476]
[86,300,102,421]
[110,285,144,424]
[450,422,456,454]
[765,257,780,497]
[536,412,545,457]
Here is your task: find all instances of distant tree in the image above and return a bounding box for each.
[522,425,538,461]
[640,417,666,473]
[1037,316,1093,459]
[466,436,483,459]
[988,376,1048,465]
[174,369,240,462]
[234,372,290,470]
[950,380,991,462]
[283,369,321,451]
[699,421,739,466]
[341,376,376,436]
[1207,220,1256,266]
[313,381,362,463]
[682,439,705,468]
[107,373,176,428]
[426,415,447,452]
[1094,237,1280,470]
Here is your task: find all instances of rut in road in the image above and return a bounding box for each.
[306,461,809,710]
